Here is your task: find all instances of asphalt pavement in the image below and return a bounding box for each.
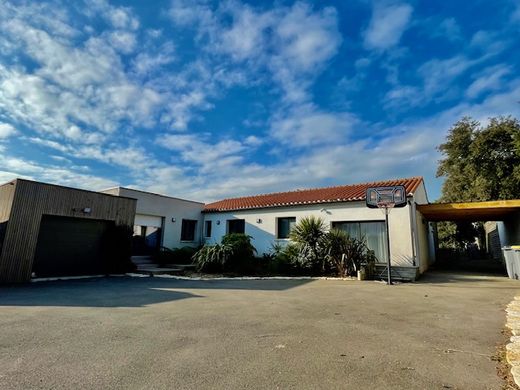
[0,271,519,389]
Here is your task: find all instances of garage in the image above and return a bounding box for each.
[32,215,115,277]
[0,179,136,283]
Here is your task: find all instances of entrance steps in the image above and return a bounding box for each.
[131,256,196,276]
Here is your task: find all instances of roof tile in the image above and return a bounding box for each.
[203,176,423,212]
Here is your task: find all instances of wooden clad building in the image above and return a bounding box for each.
[0,179,137,283]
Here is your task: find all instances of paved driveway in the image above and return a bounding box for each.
[0,272,519,389]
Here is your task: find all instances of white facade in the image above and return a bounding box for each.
[203,181,434,273]
[101,187,204,249]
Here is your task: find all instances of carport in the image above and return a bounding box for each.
[417,200,520,273]
[417,200,520,223]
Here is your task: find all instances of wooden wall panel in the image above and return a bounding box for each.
[0,181,16,222]
[0,179,136,283]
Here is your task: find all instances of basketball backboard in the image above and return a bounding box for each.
[366,185,407,209]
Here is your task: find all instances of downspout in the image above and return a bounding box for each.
[408,196,417,267]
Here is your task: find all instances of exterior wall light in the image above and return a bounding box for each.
[171,217,176,223]
[216,220,221,225]
[83,207,92,214]
[256,218,262,224]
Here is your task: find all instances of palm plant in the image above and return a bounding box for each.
[289,216,327,271]
[322,228,350,277]
[322,229,377,277]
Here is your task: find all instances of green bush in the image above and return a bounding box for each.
[192,244,234,272]
[322,229,377,277]
[221,233,257,273]
[263,242,309,276]
[155,246,198,265]
[101,224,136,274]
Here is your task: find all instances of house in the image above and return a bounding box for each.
[202,177,435,279]
[0,179,136,283]
[100,187,204,253]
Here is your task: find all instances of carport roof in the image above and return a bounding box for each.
[417,199,520,221]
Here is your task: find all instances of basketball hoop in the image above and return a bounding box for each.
[376,201,395,215]
[366,185,408,286]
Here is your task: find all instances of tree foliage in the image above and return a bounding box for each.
[436,116,520,248]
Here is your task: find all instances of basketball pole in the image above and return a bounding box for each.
[384,206,392,285]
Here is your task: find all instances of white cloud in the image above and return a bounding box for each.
[466,65,511,99]
[219,5,273,61]
[0,123,17,138]
[273,3,340,73]
[363,2,413,51]
[132,42,175,75]
[0,153,118,190]
[384,55,479,108]
[87,0,140,30]
[159,133,251,173]
[437,18,462,41]
[244,135,263,147]
[168,1,342,104]
[107,31,137,53]
[270,104,358,148]
[469,30,508,56]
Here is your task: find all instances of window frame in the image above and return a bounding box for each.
[331,220,387,262]
[226,219,245,234]
[204,220,212,238]
[180,219,197,242]
[276,217,296,239]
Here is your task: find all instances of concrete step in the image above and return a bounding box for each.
[131,255,155,265]
[163,263,197,270]
[134,267,183,276]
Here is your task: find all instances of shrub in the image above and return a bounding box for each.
[192,244,233,272]
[101,224,136,273]
[263,242,308,276]
[322,229,377,277]
[155,246,198,265]
[221,233,257,272]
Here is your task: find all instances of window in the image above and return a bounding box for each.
[277,217,296,239]
[227,219,245,234]
[205,220,212,238]
[181,219,197,241]
[332,221,387,262]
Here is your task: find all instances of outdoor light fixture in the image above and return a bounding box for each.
[216,220,221,225]
[256,218,262,224]
[171,217,176,223]
[82,207,92,214]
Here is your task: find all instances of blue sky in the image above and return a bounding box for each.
[0,0,519,202]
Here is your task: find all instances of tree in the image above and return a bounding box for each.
[437,117,479,202]
[436,116,520,248]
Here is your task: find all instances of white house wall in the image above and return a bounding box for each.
[203,201,417,268]
[411,181,434,272]
[101,188,204,249]
[135,214,163,228]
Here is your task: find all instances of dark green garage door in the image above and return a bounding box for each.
[32,215,114,277]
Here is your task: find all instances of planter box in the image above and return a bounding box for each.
[374,264,420,282]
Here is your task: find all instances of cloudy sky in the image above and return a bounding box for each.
[0,0,519,202]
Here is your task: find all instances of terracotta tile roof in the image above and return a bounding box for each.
[203,177,424,212]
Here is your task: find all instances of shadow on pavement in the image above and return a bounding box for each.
[0,276,312,308]
[415,270,518,288]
